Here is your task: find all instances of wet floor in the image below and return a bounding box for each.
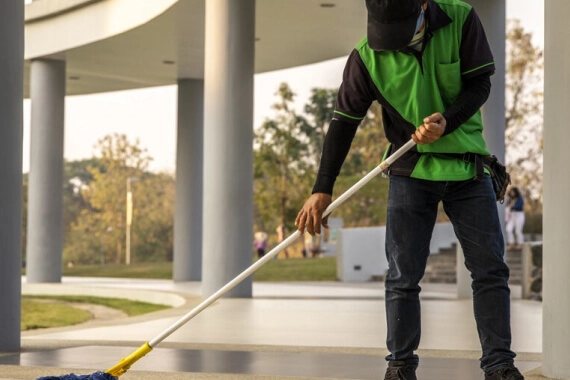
[0,346,541,380]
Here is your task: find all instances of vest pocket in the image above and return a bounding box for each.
[435,60,461,107]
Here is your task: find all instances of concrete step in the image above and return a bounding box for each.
[421,246,523,285]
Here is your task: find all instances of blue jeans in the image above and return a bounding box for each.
[384,175,516,372]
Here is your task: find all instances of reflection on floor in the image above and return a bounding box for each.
[0,346,541,380]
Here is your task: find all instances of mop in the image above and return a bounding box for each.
[37,139,416,380]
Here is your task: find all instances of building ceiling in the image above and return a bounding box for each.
[24,0,367,97]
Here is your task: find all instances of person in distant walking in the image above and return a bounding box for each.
[506,187,525,250]
[253,231,268,259]
[295,0,523,379]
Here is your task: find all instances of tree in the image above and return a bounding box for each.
[253,81,395,233]
[130,172,175,262]
[63,133,174,265]
[253,83,314,236]
[333,102,391,227]
[303,88,338,160]
[505,19,544,212]
[63,158,105,237]
[302,90,391,227]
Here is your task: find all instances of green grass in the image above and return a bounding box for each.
[253,257,337,281]
[25,295,170,316]
[63,262,173,279]
[22,298,92,330]
[21,295,170,331]
[22,258,336,331]
[61,257,338,282]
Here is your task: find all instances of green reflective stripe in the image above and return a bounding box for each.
[462,62,495,76]
[334,110,364,121]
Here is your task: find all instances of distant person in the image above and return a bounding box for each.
[309,235,321,258]
[303,232,321,258]
[506,187,525,250]
[253,231,268,259]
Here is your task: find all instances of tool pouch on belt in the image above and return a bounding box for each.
[481,155,511,203]
[446,153,511,203]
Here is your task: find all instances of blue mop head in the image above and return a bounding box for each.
[37,372,117,380]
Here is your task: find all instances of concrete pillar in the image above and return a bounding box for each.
[457,0,507,298]
[542,1,570,377]
[173,79,204,281]
[472,0,507,226]
[26,59,66,283]
[470,0,506,161]
[0,0,24,351]
[202,0,255,297]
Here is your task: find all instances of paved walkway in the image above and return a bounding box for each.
[0,277,545,379]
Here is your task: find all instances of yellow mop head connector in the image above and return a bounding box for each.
[105,342,153,377]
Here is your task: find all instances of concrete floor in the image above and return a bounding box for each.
[0,345,541,379]
[0,278,544,379]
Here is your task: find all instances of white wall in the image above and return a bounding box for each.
[337,223,456,282]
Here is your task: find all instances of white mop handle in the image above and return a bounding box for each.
[148,139,415,348]
[148,231,301,347]
[321,139,416,218]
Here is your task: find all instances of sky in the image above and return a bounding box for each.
[21,0,544,174]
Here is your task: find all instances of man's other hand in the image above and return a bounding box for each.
[295,193,332,236]
[412,112,446,144]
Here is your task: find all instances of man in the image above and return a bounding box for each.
[295,1,523,379]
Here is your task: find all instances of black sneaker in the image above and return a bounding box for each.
[485,364,525,379]
[384,363,417,380]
